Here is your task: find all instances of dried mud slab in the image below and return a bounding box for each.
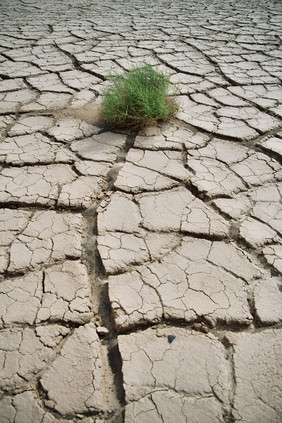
[40,323,105,416]
[125,392,225,423]
[119,327,229,421]
[0,133,75,165]
[0,391,70,423]
[0,261,94,327]
[232,329,282,423]
[108,238,260,330]
[0,0,282,422]
[0,326,65,391]
[5,210,83,273]
[0,164,104,209]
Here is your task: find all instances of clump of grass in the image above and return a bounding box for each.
[99,64,178,129]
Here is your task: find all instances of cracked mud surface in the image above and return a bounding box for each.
[0,0,281,422]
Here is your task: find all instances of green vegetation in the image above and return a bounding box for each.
[100,64,178,129]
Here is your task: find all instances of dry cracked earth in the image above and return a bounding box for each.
[0,0,282,422]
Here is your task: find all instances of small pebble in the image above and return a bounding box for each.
[96,326,109,336]
[193,323,209,334]
[168,335,176,343]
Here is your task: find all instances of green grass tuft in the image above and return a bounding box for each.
[99,64,178,129]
